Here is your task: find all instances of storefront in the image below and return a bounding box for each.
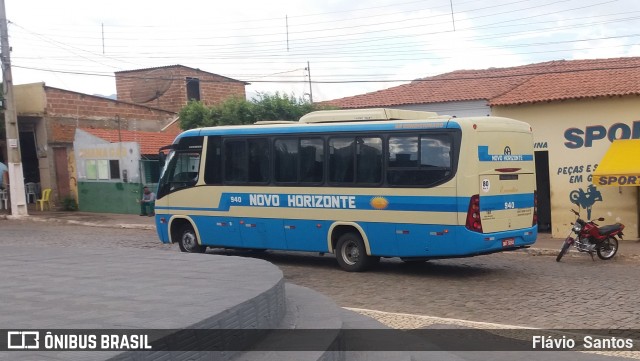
[493,96,640,239]
[592,139,640,187]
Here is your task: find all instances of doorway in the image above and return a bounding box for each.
[535,151,551,232]
[19,131,40,183]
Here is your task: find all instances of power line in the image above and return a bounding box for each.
[10,9,640,61]
[15,61,640,84]
[14,0,574,44]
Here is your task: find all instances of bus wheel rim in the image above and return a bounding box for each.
[343,240,359,265]
[183,232,196,249]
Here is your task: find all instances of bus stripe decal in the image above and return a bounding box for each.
[155,193,534,212]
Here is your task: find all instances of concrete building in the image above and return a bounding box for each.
[74,128,177,214]
[12,83,177,211]
[3,65,247,213]
[326,57,640,239]
[115,65,248,113]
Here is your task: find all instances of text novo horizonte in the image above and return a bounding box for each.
[248,194,356,209]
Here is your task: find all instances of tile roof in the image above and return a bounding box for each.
[81,128,178,155]
[325,57,640,108]
[489,66,640,105]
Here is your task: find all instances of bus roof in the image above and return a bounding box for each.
[299,108,439,123]
[175,109,530,141]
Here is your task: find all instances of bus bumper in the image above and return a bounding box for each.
[469,226,538,255]
[155,215,171,244]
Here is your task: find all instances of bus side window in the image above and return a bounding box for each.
[275,139,298,183]
[204,137,222,184]
[248,139,269,183]
[387,134,452,187]
[329,138,355,184]
[421,135,451,168]
[300,138,323,183]
[225,140,248,182]
[388,136,418,167]
[356,137,382,184]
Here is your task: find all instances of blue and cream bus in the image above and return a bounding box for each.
[155,108,537,271]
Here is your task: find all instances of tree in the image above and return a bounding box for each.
[210,96,255,126]
[178,92,335,130]
[178,100,212,130]
[251,92,316,122]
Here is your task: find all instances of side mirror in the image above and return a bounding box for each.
[158,144,172,166]
[158,152,166,166]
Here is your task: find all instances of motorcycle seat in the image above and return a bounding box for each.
[598,223,623,235]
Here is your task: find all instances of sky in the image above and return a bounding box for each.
[4,0,640,102]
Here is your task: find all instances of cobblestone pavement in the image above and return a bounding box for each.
[242,250,640,330]
[3,220,640,332]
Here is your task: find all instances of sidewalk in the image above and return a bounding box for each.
[3,209,640,260]
[1,209,156,230]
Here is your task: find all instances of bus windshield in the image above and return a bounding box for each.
[157,149,201,199]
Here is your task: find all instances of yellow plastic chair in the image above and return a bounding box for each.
[37,188,52,211]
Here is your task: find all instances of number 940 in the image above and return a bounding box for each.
[504,201,515,209]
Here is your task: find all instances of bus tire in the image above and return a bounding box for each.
[178,224,206,253]
[335,232,379,272]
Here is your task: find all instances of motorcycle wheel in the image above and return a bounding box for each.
[597,237,619,260]
[556,240,572,262]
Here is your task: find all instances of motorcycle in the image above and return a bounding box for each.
[556,209,624,262]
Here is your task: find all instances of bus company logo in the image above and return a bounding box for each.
[370,196,389,210]
[504,146,512,155]
[7,331,40,349]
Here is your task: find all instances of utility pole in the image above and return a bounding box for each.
[305,61,313,103]
[1,0,28,216]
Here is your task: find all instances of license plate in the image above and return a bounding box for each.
[502,238,515,247]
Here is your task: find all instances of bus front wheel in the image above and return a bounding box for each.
[335,232,379,272]
[178,225,206,253]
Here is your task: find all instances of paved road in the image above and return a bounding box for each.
[3,220,640,330]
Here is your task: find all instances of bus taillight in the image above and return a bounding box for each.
[533,191,538,227]
[465,195,483,233]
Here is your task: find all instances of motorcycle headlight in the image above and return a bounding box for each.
[572,224,582,233]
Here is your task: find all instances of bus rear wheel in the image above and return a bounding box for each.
[178,225,206,253]
[335,232,379,272]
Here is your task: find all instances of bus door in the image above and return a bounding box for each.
[283,219,327,252]
[239,217,286,250]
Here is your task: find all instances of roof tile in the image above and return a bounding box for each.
[325,57,640,108]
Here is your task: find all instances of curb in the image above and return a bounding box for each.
[517,245,640,261]
[0,213,155,231]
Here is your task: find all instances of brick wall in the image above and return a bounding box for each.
[44,87,177,138]
[115,66,246,113]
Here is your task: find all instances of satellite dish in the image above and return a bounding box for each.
[128,68,174,104]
